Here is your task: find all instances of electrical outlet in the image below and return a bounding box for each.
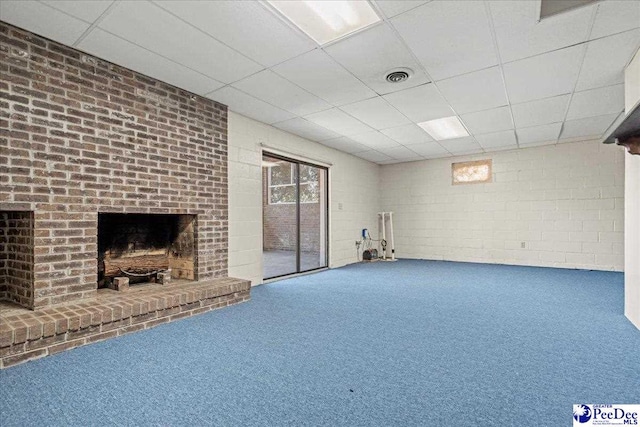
[521,242,526,249]
[338,203,343,210]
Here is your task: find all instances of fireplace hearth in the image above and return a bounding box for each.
[0,22,250,369]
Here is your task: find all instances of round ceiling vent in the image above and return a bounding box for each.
[385,68,412,83]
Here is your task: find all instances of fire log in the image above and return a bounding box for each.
[103,254,170,277]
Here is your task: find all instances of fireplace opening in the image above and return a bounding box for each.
[98,213,197,289]
[0,211,34,308]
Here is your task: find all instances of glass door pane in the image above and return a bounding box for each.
[299,163,327,272]
[262,152,328,280]
[262,155,298,279]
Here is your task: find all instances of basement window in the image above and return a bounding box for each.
[452,159,492,185]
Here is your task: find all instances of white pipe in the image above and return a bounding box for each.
[389,212,395,261]
[380,212,386,259]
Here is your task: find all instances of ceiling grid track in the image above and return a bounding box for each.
[258,0,425,161]
[2,0,636,164]
[557,3,601,144]
[70,0,120,48]
[483,1,520,149]
[375,2,475,157]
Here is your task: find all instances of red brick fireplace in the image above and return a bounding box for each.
[0,22,249,368]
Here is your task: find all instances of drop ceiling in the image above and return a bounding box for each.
[1,0,639,164]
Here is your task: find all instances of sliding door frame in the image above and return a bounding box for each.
[262,151,329,280]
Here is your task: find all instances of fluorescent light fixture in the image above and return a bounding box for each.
[268,1,381,45]
[418,116,470,141]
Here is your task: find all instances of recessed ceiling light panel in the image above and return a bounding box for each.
[268,1,381,45]
[418,116,470,141]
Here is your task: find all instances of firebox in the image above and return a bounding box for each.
[0,211,34,308]
[98,213,197,288]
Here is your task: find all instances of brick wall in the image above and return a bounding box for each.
[263,203,322,252]
[0,211,34,307]
[0,22,228,309]
[261,167,322,252]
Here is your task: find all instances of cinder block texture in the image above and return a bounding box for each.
[380,141,625,271]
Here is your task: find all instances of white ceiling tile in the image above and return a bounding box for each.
[590,0,640,39]
[272,118,340,142]
[325,23,430,95]
[557,136,604,145]
[41,0,114,23]
[381,124,434,144]
[518,139,557,148]
[391,0,498,80]
[503,45,583,103]
[78,29,224,96]
[461,106,513,135]
[576,29,640,91]
[489,0,593,63]
[483,145,518,153]
[383,84,454,122]
[377,145,423,160]
[0,1,90,46]
[319,137,371,154]
[305,108,373,136]
[349,131,401,149]
[273,50,376,106]
[155,1,314,68]
[516,123,562,145]
[374,1,430,18]
[207,86,295,124]
[566,84,625,120]
[437,67,508,114]
[475,129,517,149]
[98,1,262,83]
[6,0,636,164]
[353,150,393,163]
[437,136,483,155]
[560,113,619,139]
[340,97,410,130]
[378,159,407,164]
[232,70,331,116]
[511,94,570,128]
[405,141,450,158]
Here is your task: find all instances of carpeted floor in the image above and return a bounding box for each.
[1,260,638,426]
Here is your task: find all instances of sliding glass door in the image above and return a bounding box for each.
[262,153,328,280]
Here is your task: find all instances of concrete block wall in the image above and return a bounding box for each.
[228,112,379,285]
[380,140,625,271]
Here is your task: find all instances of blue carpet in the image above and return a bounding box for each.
[1,260,638,426]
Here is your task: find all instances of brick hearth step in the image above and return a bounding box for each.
[0,277,250,369]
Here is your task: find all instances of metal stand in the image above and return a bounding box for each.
[378,212,396,261]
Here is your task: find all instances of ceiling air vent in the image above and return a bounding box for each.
[385,68,412,83]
